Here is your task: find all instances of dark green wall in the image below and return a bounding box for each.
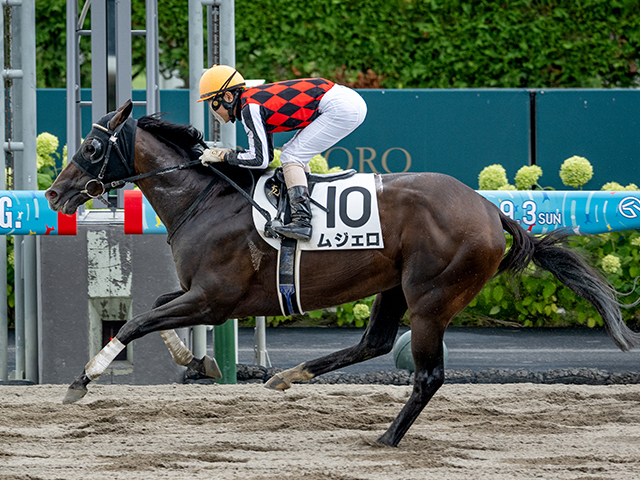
[37,88,640,190]
[535,90,640,190]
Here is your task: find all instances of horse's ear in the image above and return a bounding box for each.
[108,99,133,131]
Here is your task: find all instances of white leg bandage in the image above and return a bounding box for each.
[85,337,125,380]
[282,162,308,188]
[161,330,194,366]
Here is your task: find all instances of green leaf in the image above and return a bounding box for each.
[492,285,504,302]
[542,281,557,299]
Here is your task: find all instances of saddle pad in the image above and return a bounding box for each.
[253,171,385,251]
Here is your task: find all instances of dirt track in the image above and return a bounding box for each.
[1,383,639,479]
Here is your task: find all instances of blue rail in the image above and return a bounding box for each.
[0,191,76,235]
[5,189,636,237]
[124,189,640,236]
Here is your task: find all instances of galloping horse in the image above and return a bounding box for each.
[45,101,639,447]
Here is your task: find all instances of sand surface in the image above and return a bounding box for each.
[1,382,640,479]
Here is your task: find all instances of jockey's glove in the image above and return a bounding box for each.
[200,148,229,165]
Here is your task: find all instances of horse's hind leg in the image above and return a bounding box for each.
[376,309,447,447]
[154,291,221,379]
[266,285,407,390]
[377,263,498,447]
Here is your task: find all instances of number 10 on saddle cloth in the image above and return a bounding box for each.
[253,172,385,251]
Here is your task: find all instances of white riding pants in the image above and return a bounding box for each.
[279,84,367,166]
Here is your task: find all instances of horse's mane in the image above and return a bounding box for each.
[136,113,269,189]
[138,114,205,155]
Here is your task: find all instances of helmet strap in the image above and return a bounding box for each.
[221,89,242,123]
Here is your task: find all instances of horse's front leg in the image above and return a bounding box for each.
[160,330,221,379]
[153,291,221,379]
[63,288,220,404]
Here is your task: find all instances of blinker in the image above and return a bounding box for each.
[82,137,105,163]
[70,111,137,187]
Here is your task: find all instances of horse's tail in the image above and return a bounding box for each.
[497,211,640,352]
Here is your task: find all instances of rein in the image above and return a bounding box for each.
[104,159,203,190]
[163,164,279,243]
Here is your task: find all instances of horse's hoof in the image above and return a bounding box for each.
[203,355,222,379]
[375,434,399,448]
[265,373,291,390]
[62,386,88,404]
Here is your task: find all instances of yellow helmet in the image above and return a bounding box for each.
[198,65,245,103]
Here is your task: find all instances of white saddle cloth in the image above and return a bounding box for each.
[252,171,385,251]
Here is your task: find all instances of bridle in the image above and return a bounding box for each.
[75,119,201,208]
[79,122,131,200]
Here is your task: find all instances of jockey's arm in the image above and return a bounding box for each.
[226,104,272,169]
[200,104,272,168]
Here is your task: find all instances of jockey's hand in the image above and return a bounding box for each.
[200,148,229,165]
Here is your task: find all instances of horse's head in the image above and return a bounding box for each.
[45,100,137,214]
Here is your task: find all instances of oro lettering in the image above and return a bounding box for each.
[325,147,412,173]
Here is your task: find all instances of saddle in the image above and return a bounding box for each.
[264,167,357,222]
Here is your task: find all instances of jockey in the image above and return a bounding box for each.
[198,65,367,241]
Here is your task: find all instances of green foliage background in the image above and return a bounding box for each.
[36,0,640,89]
[35,0,189,88]
[236,0,640,88]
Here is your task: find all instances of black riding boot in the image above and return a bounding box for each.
[273,186,313,241]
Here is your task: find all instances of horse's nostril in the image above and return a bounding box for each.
[45,190,57,200]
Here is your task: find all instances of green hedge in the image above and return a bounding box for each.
[236,0,640,88]
[458,232,640,329]
[35,0,640,89]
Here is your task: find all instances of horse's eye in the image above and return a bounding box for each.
[83,138,104,163]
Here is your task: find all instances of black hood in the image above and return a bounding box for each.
[71,111,137,185]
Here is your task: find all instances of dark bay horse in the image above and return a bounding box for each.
[45,101,639,447]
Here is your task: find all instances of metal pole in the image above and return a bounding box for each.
[187,0,207,356]
[13,236,23,378]
[192,324,207,359]
[188,0,204,132]
[218,0,235,150]
[67,0,82,154]
[206,2,220,145]
[19,0,37,382]
[0,3,7,381]
[214,319,237,384]
[10,2,23,380]
[145,0,160,114]
[22,236,36,382]
[91,0,108,121]
[254,316,271,367]
[114,0,132,109]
